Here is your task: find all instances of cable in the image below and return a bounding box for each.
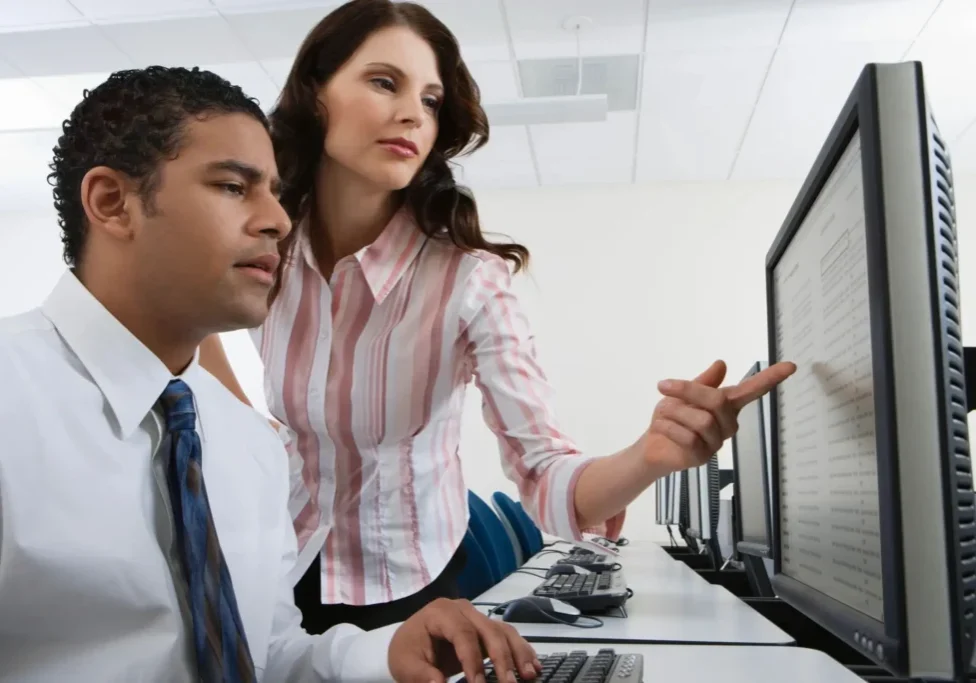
[513,569,549,578]
[534,549,568,558]
[542,540,574,549]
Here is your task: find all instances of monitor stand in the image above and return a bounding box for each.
[742,554,775,598]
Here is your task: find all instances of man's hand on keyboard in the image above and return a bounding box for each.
[388,598,543,683]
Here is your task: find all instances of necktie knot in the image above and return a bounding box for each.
[160,379,196,432]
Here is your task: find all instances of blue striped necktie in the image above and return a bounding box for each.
[160,379,256,682]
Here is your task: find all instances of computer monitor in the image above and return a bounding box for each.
[668,472,681,525]
[731,361,774,559]
[655,478,665,525]
[766,61,976,679]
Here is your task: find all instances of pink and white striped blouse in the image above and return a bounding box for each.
[252,209,625,606]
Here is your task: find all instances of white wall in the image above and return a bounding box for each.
[5,176,976,544]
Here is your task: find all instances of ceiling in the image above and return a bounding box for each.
[1,0,975,212]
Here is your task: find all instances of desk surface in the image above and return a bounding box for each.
[449,644,865,682]
[478,545,794,645]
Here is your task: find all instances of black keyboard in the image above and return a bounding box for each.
[533,570,629,612]
[556,548,616,572]
[461,649,643,683]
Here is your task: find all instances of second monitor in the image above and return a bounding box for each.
[766,60,976,680]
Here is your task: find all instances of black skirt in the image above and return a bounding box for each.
[293,542,468,633]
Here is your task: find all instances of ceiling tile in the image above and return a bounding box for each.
[917,0,976,40]
[947,118,976,174]
[100,14,252,67]
[645,0,792,51]
[905,36,976,141]
[467,60,519,102]
[637,47,774,182]
[0,26,134,77]
[781,0,940,45]
[506,0,645,60]
[211,0,334,9]
[420,0,509,62]
[732,41,908,181]
[223,6,338,62]
[32,72,112,122]
[0,79,62,130]
[72,0,214,23]
[0,129,61,212]
[531,111,636,185]
[451,125,537,189]
[202,62,282,112]
[0,56,21,78]
[0,0,85,31]
[260,58,293,88]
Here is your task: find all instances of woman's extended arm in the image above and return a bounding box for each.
[459,256,796,537]
[459,256,631,539]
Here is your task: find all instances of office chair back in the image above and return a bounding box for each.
[467,491,518,578]
[491,492,543,559]
[455,530,496,600]
[492,499,525,566]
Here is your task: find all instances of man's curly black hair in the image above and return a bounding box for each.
[48,66,270,267]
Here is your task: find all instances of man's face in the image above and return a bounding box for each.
[130,113,290,334]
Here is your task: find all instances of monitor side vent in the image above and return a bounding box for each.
[707,454,721,533]
[679,470,690,531]
[929,122,976,638]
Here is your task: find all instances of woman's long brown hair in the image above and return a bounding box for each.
[269,0,529,299]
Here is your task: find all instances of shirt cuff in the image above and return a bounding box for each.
[315,622,401,681]
[563,458,627,541]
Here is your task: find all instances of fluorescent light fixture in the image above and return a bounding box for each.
[482,94,608,126]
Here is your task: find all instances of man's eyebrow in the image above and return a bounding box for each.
[205,159,281,195]
[366,61,443,93]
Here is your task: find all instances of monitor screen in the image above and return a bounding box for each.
[771,128,884,624]
[687,465,702,537]
[669,472,681,524]
[733,390,770,548]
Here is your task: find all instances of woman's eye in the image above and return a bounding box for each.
[371,76,395,91]
[422,96,441,111]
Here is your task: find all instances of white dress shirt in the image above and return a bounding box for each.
[0,271,397,682]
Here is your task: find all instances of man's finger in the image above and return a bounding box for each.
[501,623,542,679]
[435,618,487,683]
[399,660,447,683]
[460,604,539,681]
[693,359,727,387]
[727,361,797,410]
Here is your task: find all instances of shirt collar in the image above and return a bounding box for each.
[299,208,428,305]
[41,270,208,441]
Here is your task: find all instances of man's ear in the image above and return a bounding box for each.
[79,166,141,243]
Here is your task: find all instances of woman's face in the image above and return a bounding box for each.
[317,26,443,190]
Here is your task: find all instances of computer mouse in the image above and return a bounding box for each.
[545,564,585,578]
[500,596,580,624]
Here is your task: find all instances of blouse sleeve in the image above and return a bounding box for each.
[458,255,626,541]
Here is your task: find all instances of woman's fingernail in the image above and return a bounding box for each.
[658,380,674,391]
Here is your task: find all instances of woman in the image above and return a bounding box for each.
[201,0,794,633]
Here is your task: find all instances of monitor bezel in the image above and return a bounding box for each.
[764,62,909,673]
[732,361,774,559]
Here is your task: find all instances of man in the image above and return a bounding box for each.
[0,66,539,683]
